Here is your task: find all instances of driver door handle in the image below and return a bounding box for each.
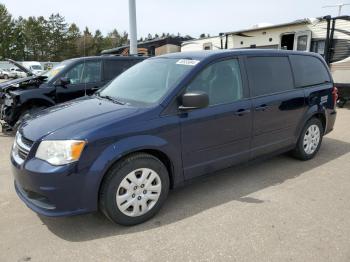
[255,104,269,111]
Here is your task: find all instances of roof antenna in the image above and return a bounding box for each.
[83,33,87,96]
[323,3,350,16]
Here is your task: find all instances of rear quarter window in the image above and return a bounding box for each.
[103,60,139,81]
[290,55,331,88]
[246,56,294,97]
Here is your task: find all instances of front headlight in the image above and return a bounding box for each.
[4,94,14,106]
[35,140,86,166]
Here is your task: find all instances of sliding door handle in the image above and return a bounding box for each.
[234,109,251,116]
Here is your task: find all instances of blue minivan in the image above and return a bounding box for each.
[11,50,337,225]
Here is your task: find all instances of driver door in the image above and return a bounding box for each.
[56,60,102,103]
[180,58,252,180]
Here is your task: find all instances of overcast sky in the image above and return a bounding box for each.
[1,0,349,38]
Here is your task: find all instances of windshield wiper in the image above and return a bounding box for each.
[98,94,125,105]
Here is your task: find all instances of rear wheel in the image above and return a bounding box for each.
[99,153,170,226]
[292,118,324,161]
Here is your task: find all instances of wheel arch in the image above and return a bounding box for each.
[20,98,55,110]
[295,106,327,140]
[87,135,182,212]
[100,148,175,191]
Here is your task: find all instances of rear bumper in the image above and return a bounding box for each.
[325,109,337,135]
[335,83,350,99]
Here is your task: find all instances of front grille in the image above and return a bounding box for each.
[12,132,33,164]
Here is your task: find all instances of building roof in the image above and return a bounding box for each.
[224,18,317,35]
[101,36,192,55]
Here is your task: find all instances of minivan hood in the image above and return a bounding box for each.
[0,75,44,92]
[20,96,142,141]
[6,59,33,75]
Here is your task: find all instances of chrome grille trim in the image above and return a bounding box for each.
[12,132,33,165]
[16,133,31,152]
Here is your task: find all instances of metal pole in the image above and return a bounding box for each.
[129,0,138,55]
[324,16,331,64]
[323,4,350,17]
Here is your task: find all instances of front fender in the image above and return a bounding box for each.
[78,135,183,212]
[18,96,55,108]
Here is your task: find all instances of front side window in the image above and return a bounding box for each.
[64,61,101,85]
[246,56,294,97]
[187,59,243,106]
[99,58,194,105]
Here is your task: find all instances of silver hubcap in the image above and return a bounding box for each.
[116,168,162,217]
[303,124,320,155]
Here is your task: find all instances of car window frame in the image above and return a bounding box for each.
[161,56,249,116]
[288,54,332,89]
[185,57,246,108]
[243,54,297,99]
[62,59,102,86]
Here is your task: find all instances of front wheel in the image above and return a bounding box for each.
[291,118,324,161]
[99,153,170,226]
[13,106,47,133]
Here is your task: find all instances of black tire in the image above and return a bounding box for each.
[291,118,324,161]
[99,153,170,226]
[13,106,46,132]
[4,74,9,80]
[337,98,347,108]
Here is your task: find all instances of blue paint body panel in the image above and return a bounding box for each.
[11,50,337,216]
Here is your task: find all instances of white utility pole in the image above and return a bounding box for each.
[323,3,350,16]
[129,0,138,55]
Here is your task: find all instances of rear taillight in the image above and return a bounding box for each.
[332,86,338,107]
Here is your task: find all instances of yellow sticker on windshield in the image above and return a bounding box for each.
[176,59,200,66]
[51,69,59,76]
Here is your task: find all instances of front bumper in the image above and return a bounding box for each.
[11,155,93,217]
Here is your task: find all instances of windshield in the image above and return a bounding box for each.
[99,58,195,105]
[31,65,42,70]
[41,61,70,82]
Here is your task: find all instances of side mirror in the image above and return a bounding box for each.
[55,77,71,87]
[179,91,209,110]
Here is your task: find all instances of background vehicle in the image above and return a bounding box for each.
[182,16,350,106]
[0,55,146,132]
[9,68,27,79]
[11,50,337,226]
[22,61,44,75]
[0,69,15,79]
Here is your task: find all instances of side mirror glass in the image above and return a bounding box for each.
[179,91,209,110]
[55,77,71,87]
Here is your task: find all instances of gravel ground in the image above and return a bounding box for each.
[0,107,350,262]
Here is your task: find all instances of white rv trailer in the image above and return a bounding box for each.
[181,16,350,104]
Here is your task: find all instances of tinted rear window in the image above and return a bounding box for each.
[103,60,139,81]
[290,55,330,88]
[246,56,294,97]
